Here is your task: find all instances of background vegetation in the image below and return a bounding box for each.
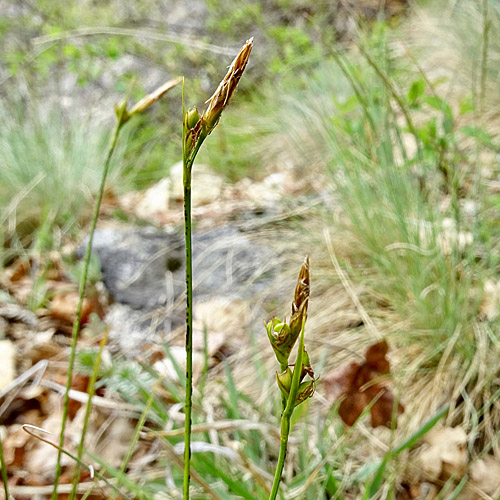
[1,0,500,498]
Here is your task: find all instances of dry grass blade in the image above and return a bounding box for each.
[323,228,382,341]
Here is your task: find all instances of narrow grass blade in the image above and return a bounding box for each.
[110,381,159,499]
[196,453,257,500]
[392,404,449,455]
[69,329,109,499]
[0,433,9,500]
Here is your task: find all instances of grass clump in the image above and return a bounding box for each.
[253,24,500,462]
[0,104,129,254]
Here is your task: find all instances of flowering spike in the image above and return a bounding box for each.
[129,76,182,118]
[276,369,315,407]
[202,38,253,134]
[183,106,202,162]
[289,256,310,340]
[295,380,315,407]
[266,256,310,364]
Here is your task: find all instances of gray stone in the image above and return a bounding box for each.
[78,224,274,311]
[79,227,184,310]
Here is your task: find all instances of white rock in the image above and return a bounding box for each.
[136,178,171,219]
[169,161,224,206]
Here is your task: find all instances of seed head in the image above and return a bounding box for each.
[203,37,253,133]
[127,76,182,120]
[289,256,310,339]
[266,256,310,365]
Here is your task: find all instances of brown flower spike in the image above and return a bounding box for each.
[203,37,253,133]
[183,38,253,164]
[118,76,182,124]
[289,255,310,339]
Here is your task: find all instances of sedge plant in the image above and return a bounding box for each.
[50,76,181,499]
[266,256,316,500]
[181,38,253,499]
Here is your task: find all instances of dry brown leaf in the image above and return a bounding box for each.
[4,258,33,282]
[49,292,96,325]
[322,340,404,428]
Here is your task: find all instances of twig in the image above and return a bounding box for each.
[39,379,139,413]
[146,418,280,439]
[0,360,48,420]
[0,359,47,399]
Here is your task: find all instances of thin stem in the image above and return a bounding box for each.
[182,121,207,499]
[269,320,306,500]
[52,111,126,499]
[0,433,9,500]
[70,330,109,500]
[183,177,193,500]
[179,38,251,497]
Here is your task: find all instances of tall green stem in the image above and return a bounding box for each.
[180,38,252,497]
[183,177,193,499]
[181,112,207,499]
[182,136,205,500]
[52,110,126,499]
[269,320,306,500]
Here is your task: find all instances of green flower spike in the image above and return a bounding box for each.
[267,256,310,365]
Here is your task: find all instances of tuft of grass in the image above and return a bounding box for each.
[246,24,500,486]
[0,102,130,250]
